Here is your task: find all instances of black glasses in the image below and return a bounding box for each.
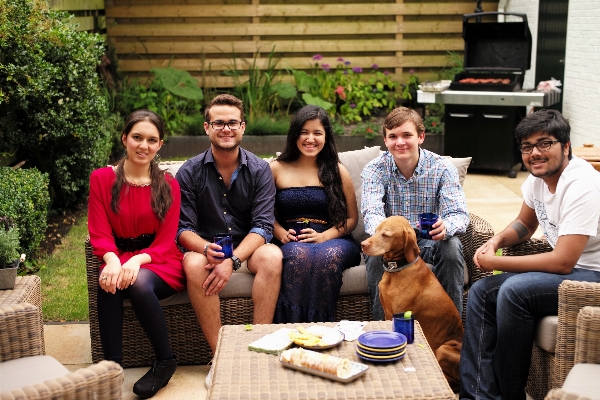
[209,120,243,130]
[519,140,561,154]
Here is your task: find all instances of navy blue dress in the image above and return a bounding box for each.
[274,187,361,323]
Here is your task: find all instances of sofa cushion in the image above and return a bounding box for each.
[338,146,382,243]
[445,157,472,187]
[0,355,70,394]
[561,363,600,399]
[534,315,558,353]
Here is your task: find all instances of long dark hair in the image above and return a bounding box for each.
[277,105,348,230]
[111,110,172,221]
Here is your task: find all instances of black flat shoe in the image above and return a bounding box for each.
[133,357,177,398]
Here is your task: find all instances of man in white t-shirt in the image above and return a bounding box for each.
[459,109,600,400]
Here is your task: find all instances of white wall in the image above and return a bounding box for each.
[505,0,600,148]
[562,0,600,147]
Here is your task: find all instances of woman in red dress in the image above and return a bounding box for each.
[88,109,184,398]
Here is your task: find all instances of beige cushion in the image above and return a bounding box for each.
[534,315,558,353]
[338,146,382,243]
[561,363,600,399]
[143,263,369,306]
[445,156,472,187]
[159,160,185,176]
[0,355,70,394]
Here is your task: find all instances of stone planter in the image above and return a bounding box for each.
[0,259,18,290]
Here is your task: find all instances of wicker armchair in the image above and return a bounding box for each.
[0,303,123,400]
[501,235,600,400]
[544,306,600,400]
[85,213,494,367]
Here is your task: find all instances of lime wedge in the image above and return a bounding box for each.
[403,310,412,319]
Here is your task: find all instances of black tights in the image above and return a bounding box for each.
[97,268,176,365]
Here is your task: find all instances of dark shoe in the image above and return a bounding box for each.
[133,357,177,398]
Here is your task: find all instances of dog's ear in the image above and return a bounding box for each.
[403,225,420,262]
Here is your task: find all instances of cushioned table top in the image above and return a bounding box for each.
[208,321,454,400]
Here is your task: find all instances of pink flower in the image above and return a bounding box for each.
[384,70,390,76]
[337,57,344,62]
[371,64,379,69]
[352,66,363,73]
[409,69,415,74]
[312,54,323,60]
[321,63,330,72]
[335,86,347,100]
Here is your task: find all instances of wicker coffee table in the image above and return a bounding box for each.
[207,321,454,400]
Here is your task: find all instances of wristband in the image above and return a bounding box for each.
[203,243,210,257]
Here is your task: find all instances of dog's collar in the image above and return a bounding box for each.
[383,256,420,273]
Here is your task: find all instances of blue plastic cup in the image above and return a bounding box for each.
[293,221,310,239]
[214,233,233,259]
[392,313,415,344]
[418,212,439,240]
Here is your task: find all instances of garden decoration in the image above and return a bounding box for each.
[0,217,20,290]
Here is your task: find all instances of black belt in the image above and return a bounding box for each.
[114,234,155,252]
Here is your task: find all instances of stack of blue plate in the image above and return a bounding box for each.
[356,331,407,362]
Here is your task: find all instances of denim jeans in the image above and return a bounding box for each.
[365,235,465,320]
[459,268,600,400]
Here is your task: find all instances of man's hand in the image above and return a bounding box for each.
[429,218,447,241]
[203,258,234,296]
[473,239,499,271]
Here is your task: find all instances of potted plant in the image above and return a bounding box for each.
[0,216,20,290]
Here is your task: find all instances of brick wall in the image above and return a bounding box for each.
[563,0,600,147]
[505,0,600,147]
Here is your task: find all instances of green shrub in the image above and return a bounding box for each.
[0,217,20,268]
[0,167,50,256]
[0,0,111,209]
[245,116,290,136]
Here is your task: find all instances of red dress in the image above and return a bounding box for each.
[88,167,185,292]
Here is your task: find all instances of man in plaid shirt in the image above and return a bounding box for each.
[361,107,469,320]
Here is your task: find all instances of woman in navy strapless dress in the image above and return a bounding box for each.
[270,105,361,323]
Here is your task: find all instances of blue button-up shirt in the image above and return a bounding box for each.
[176,148,275,248]
[361,148,468,237]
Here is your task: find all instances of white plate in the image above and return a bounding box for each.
[279,352,369,383]
[292,326,345,350]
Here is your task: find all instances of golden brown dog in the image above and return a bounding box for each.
[361,215,463,391]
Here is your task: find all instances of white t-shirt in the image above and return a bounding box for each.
[522,156,600,272]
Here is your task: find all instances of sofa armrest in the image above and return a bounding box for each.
[461,213,495,285]
[2,360,123,400]
[544,387,594,400]
[555,281,600,387]
[574,306,600,365]
[0,303,44,362]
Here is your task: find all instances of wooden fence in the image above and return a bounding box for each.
[105,0,499,88]
[49,0,106,34]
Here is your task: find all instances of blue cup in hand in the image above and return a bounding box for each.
[293,221,310,240]
[214,233,233,259]
[418,213,439,240]
[393,312,415,344]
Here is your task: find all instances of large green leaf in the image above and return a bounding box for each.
[301,93,334,111]
[151,67,204,100]
[292,70,317,93]
[270,82,297,99]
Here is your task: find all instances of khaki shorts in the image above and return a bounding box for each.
[183,251,251,274]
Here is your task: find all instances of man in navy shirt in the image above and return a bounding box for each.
[176,94,282,386]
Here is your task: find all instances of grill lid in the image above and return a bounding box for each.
[462,12,532,72]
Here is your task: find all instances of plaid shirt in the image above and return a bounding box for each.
[361,148,468,237]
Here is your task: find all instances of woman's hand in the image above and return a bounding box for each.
[100,253,122,294]
[280,229,296,244]
[297,227,324,243]
[119,256,142,290]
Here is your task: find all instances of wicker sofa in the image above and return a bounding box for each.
[0,303,123,400]
[86,147,494,367]
[544,305,600,400]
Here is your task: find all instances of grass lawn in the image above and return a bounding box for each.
[38,214,89,322]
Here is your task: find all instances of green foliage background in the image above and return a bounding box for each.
[0,167,50,256]
[0,0,112,209]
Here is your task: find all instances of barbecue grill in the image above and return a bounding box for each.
[417,12,561,178]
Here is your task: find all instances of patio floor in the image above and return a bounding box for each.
[44,170,537,399]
